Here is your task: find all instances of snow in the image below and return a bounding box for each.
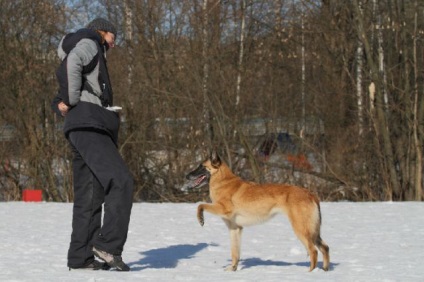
[1,201,423,281]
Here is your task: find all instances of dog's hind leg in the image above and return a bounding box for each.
[223,219,243,271]
[315,236,330,271]
[304,237,318,271]
[288,211,318,271]
[293,231,318,271]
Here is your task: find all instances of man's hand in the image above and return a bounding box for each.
[58,101,70,116]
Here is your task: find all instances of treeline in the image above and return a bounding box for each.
[0,0,423,202]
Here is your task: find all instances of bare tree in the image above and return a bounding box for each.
[412,0,423,200]
[1,0,423,202]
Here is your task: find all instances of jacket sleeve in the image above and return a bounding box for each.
[66,39,99,106]
[51,91,63,117]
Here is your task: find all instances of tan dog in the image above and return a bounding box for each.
[185,152,330,272]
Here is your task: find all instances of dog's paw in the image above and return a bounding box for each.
[225,265,237,271]
[197,214,204,226]
[197,207,205,226]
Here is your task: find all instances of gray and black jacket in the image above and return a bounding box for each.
[52,29,119,145]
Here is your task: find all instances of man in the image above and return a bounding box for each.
[52,18,133,271]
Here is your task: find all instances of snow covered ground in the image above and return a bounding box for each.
[0,201,423,281]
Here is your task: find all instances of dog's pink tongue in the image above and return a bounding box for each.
[195,175,206,186]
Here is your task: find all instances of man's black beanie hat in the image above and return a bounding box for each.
[86,18,117,37]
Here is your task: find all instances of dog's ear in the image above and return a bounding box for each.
[210,150,221,168]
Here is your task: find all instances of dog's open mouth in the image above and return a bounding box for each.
[184,174,208,189]
[192,174,207,188]
[181,174,208,191]
[184,164,210,189]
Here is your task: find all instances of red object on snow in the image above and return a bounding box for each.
[22,189,42,202]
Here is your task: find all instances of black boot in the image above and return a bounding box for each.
[92,246,130,271]
[69,260,111,271]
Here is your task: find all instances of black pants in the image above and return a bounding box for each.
[67,130,133,268]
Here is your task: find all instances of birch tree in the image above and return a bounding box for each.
[201,0,212,145]
[412,0,423,200]
[235,0,246,110]
[352,0,400,199]
[356,1,364,136]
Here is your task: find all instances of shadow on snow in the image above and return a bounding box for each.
[128,243,210,271]
[240,257,339,271]
[128,243,338,271]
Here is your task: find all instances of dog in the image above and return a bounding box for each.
[185,151,330,272]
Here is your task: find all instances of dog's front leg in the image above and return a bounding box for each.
[197,203,228,226]
[197,204,206,226]
[223,219,243,271]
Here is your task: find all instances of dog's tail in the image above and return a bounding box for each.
[316,198,322,226]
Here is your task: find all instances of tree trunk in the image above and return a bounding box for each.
[352,0,400,200]
[202,0,212,146]
[412,0,423,200]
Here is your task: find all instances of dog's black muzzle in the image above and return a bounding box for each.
[185,164,210,189]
